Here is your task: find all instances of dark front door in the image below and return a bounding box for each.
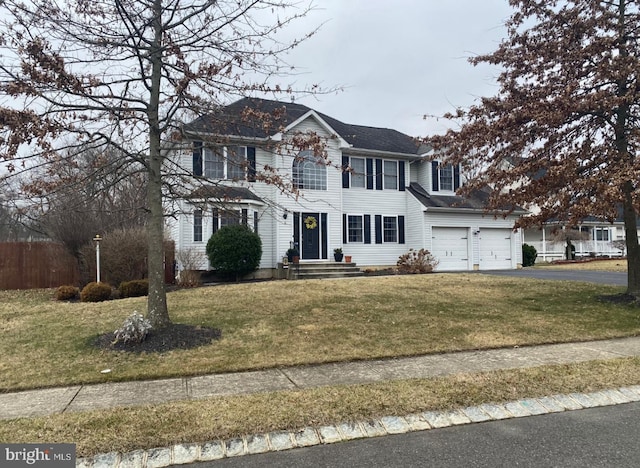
[301,212,320,260]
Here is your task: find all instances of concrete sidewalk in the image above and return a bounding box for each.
[2,336,640,421]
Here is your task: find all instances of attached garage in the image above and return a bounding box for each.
[432,227,470,271]
[479,228,513,270]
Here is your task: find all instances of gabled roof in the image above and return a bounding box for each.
[184,98,422,155]
[408,183,526,214]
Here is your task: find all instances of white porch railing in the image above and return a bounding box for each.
[527,241,624,262]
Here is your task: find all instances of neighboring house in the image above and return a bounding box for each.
[523,217,635,262]
[168,98,523,276]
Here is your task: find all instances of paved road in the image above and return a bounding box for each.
[477,269,627,286]
[188,402,640,467]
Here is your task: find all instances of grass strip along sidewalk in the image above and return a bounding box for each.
[1,272,639,456]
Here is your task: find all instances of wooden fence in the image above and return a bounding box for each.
[0,242,78,290]
[0,241,175,290]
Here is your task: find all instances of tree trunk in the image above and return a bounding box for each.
[623,181,640,296]
[146,0,170,328]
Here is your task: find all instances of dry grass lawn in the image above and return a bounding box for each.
[0,357,638,457]
[534,259,628,272]
[1,274,638,391]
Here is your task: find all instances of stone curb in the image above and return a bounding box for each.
[76,385,640,467]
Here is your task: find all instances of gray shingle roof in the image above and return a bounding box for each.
[408,182,526,213]
[184,98,421,155]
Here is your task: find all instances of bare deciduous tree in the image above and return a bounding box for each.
[0,0,326,327]
[429,0,640,296]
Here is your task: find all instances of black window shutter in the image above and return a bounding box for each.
[247,147,256,182]
[454,164,461,191]
[253,211,259,233]
[321,213,328,259]
[293,212,300,249]
[398,216,405,244]
[342,156,350,188]
[375,215,382,244]
[241,209,248,226]
[399,160,406,191]
[375,159,383,190]
[342,214,347,244]
[212,208,219,234]
[364,215,371,244]
[193,141,203,177]
[366,158,374,190]
[431,161,439,192]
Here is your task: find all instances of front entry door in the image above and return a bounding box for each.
[301,212,320,260]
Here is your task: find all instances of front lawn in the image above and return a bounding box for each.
[1,274,637,392]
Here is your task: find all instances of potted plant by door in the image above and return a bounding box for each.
[344,255,352,263]
[333,248,344,262]
[286,247,299,263]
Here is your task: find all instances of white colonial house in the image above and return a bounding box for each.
[168,98,524,276]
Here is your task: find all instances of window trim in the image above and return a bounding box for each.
[201,145,248,180]
[383,160,398,190]
[292,150,327,191]
[382,216,398,243]
[349,157,366,189]
[193,209,203,242]
[347,214,364,243]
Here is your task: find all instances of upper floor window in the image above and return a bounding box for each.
[439,164,454,191]
[350,157,365,188]
[293,150,327,190]
[432,161,460,193]
[383,160,398,190]
[202,146,247,180]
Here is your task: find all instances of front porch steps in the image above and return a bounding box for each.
[285,261,364,280]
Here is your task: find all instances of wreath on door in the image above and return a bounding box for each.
[304,216,318,230]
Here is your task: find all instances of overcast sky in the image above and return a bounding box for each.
[278,0,515,138]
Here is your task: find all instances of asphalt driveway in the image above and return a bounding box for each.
[477,269,627,287]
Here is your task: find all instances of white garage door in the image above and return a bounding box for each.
[479,229,513,270]
[432,227,470,271]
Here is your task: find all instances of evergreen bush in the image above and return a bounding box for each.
[206,225,262,281]
[522,243,538,267]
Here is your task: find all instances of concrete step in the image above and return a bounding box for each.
[287,261,363,280]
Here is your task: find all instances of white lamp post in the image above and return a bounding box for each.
[93,234,102,283]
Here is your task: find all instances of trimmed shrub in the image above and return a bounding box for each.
[80,281,112,302]
[113,311,152,344]
[206,225,262,281]
[522,243,538,267]
[55,285,79,301]
[397,248,439,274]
[119,279,149,298]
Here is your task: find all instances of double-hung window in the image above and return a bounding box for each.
[383,161,398,190]
[347,215,364,242]
[350,157,365,188]
[439,164,454,191]
[202,146,247,180]
[594,227,610,241]
[193,210,203,242]
[383,216,398,242]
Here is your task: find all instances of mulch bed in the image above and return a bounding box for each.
[597,293,639,305]
[93,323,221,353]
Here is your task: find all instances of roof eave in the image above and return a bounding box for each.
[342,147,421,159]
